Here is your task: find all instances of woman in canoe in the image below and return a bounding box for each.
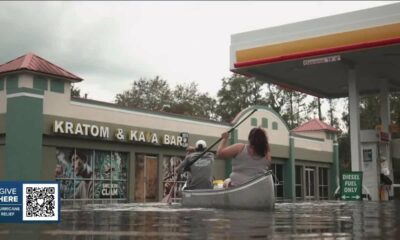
[217,127,271,188]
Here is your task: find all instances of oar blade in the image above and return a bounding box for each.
[161,181,177,204]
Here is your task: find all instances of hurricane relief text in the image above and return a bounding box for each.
[0,188,18,203]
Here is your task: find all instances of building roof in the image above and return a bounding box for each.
[292,118,340,133]
[0,53,83,82]
[230,3,400,98]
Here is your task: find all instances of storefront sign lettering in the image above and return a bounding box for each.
[126,129,184,146]
[303,55,341,66]
[52,120,188,147]
[53,120,110,138]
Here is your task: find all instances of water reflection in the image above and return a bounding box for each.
[1,201,400,239]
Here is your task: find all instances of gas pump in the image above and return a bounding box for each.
[360,130,393,201]
[378,131,393,200]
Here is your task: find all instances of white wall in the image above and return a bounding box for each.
[18,74,33,88]
[236,109,289,147]
[294,137,332,153]
[294,131,325,139]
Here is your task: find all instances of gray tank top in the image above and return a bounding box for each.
[230,144,269,186]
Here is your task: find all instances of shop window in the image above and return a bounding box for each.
[55,148,128,201]
[271,164,284,201]
[162,155,188,202]
[251,118,257,127]
[392,154,400,185]
[33,76,48,90]
[262,118,268,128]
[318,167,329,200]
[305,166,316,200]
[6,75,18,90]
[295,166,303,200]
[94,151,128,199]
[50,78,64,93]
[272,121,278,130]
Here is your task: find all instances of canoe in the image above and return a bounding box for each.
[181,170,275,210]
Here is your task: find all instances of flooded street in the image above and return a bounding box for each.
[2,201,400,239]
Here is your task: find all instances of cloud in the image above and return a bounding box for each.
[0,1,397,103]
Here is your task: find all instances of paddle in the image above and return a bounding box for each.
[161,180,178,204]
[162,108,257,204]
[183,108,258,171]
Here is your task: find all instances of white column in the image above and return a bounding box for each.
[379,78,392,200]
[380,79,390,132]
[348,67,361,171]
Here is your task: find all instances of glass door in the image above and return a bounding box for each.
[304,167,315,200]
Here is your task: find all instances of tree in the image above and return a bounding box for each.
[114,77,218,120]
[115,76,172,112]
[359,94,380,130]
[168,82,217,120]
[216,74,266,122]
[71,84,81,98]
[338,132,351,171]
[327,98,341,129]
[264,84,287,114]
[390,92,400,125]
[279,89,309,129]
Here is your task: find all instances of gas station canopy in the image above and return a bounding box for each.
[230,3,400,98]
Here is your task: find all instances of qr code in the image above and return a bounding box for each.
[22,183,59,221]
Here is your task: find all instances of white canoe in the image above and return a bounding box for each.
[181,171,275,210]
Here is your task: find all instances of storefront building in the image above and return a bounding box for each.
[0,53,339,203]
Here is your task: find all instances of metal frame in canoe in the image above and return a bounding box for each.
[181,170,275,210]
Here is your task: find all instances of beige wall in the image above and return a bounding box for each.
[18,74,33,88]
[294,136,333,155]
[44,93,228,139]
[295,148,333,163]
[236,109,289,147]
[294,131,326,140]
[44,89,291,145]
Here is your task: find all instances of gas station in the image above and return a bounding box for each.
[230,3,400,200]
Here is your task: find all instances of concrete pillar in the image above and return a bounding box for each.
[348,67,362,171]
[380,79,390,132]
[379,78,392,200]
[330,134,339,198]
[284,133,296,201]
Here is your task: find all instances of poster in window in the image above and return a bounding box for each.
[162,156,187,197]
[95,151,111,180]
[55,148,74,179]
[55,148,93,199]
[94,181,126,199]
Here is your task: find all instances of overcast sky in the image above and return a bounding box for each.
[0,1,396,103]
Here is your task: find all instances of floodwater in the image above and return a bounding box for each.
[1,201,400,239]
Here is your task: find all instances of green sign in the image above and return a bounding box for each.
[340,171,363,201]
